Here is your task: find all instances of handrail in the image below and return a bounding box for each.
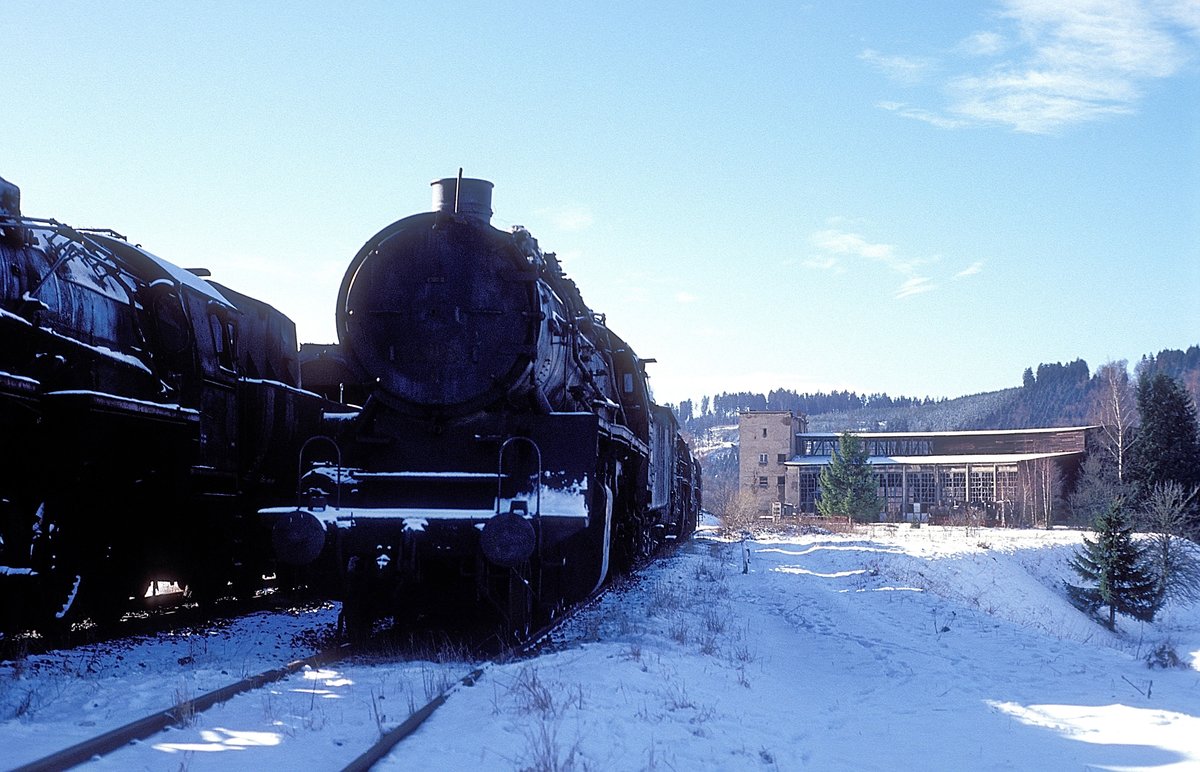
[496,436,541,517]
[297,435,343,511]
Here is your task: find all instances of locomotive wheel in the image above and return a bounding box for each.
[30,504,125,631]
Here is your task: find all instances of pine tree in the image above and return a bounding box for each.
[817,432,881,523]
[1128,372,1200,505]
[1065,500,1159,629]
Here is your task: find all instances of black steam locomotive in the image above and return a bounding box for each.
[0,175,329,629]
[266,177,700,637]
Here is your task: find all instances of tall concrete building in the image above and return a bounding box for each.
[738,411,806,517]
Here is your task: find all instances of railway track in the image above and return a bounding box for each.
[11,590,605,771]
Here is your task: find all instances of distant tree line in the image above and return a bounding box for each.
[670,389,940,434]
[670,345,1200,436]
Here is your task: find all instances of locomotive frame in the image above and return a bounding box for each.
[0,175,330,629]
[265,176,700,638]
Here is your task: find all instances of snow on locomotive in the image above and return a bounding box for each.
[0,175,328,629]
[267,176,700,637]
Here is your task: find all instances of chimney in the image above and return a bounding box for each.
[430,174,493,224]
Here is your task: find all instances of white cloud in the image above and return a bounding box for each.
[869,0,1198,133]
[811,229,897,261]
[859,49,937,85]
[807,225,979,301]
[958,31,1010,56]
[877,101,970,129]
[537,206,594,232]
[955,261,985,278]
[802,255,841,271]
[675,290,700,303]
[811,227,930,276]
[895,276,936,298]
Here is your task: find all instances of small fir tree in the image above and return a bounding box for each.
[1065,500,1159,629]
[817,432,882,523]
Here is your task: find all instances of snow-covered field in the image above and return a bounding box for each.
[3,524,1200,770]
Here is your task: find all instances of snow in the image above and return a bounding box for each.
[46,390,198,418]
[38,327,154,375]
[81,233,233,308]
[0,370,39,387]
[239,378,327,401]
[0,306,34,326]
[3,526,1200,770]
[260,505,589,526]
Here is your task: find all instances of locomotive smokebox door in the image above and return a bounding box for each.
[481,503,536,568]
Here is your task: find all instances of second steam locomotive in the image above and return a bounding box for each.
[267,177,700,637]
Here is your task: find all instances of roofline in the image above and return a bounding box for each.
[797,426,1097,439]
[785,450,1084,467]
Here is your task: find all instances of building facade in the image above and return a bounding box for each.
[739,411,1096,525]
[737,411,806,518]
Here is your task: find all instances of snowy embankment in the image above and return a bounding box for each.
[3,526,1200,770]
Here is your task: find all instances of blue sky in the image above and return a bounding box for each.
[3,1,1197,406]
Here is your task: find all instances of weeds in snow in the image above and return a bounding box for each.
[509,666,584,718]
[170,683,196,728]
[646,581,684,618]
[669,618,690,645]
[702,606,728,635]
[517,718,585,772]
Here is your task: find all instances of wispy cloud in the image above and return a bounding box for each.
[860,49,937,85]
[804,225,986,299]
[865,0,1198,133]
[895,276,936,298]
[675,290,700,303]
[957,31,1009,57]
[805,226,935,299]
[802,255,841,271]
[537,205,594,232]
[955,261,985,278]
[811,228,897,261]
[877,101,970,130]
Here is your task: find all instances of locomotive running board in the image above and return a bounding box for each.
[42,390,200,424]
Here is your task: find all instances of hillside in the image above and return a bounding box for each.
[674,344,1200,436]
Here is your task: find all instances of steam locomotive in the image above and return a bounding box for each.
[265,177,700,637]
[0,175,330,629]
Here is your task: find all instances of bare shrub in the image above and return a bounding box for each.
[519,718,584,772]
[1145,641,1187,669]
[669,618,690,645]
[717,492,768,538]
[645,581,683,618]
[170,683,196,728]
[702,607,728,635]
[510,666,582,718]
[513,666,557,716]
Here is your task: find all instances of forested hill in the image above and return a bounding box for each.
[671,345,1200,436]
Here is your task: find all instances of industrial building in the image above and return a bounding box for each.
[738,411,1096,525]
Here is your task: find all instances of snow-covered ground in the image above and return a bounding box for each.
[3,525,1200,770]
